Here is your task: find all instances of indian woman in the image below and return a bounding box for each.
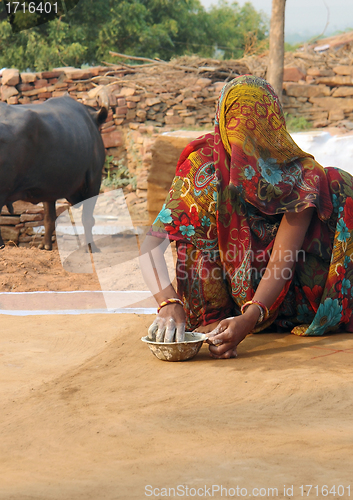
[140,75,353,359]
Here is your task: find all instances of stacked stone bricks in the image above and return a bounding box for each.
[0,201,69,247]
[282,60,353,128]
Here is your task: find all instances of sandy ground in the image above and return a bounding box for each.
[0,191,149,293]
[0,230,153,293]
[1,222,353,499]
[1,313,353,499]
[0,246,101,292]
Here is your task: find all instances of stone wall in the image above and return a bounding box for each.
[1,34,353,244]
[0,65,224,148]
[0,201,69,248]
[282,62,353,128]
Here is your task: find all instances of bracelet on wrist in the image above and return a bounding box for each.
[240,300,269,324]
[157,298,183,313]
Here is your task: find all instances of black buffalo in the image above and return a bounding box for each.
[0,95,107,250]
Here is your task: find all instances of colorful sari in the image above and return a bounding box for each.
[150,75,353,336]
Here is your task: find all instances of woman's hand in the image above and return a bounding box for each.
[148,303,186,343]
[141,234,186,342]
[207,307,259,359]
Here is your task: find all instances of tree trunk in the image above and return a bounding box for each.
[266,0,286,102]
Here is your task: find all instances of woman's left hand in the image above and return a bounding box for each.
[207,312,258,359]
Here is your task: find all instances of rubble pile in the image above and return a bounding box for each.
[0,58,248,145]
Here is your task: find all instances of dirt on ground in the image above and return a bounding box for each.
[0,245,102,292]
[0,188,150,293]
[1,200,353,500]
[0,313,353,500]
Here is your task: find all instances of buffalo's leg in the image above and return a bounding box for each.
[81,195,100,253]
[0,203,15,248]
[39,201,56,250]
[0,199,7,249]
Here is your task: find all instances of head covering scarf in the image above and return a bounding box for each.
[215,76,332,303]
[215,75,332,216]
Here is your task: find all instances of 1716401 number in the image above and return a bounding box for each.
[299,485,351,496]
[5,2,58,14]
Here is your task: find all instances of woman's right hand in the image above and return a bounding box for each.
[147,303,186,343]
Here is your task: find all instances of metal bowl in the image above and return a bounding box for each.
[141,332,206,362]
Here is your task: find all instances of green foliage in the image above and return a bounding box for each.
[285,113,312,132]
[205,1,268,59]
[0,0,268,71]
[0,16,88,70]
[6,1,65,33]
[104,155,115,181]
[101,158,136,191]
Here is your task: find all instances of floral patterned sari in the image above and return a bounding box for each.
[150,75,353,336]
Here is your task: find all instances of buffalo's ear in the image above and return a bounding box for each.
[6,203,14,215]
[96,106,108,125]
[85,101,108,125]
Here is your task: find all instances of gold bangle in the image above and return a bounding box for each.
[157,298,183,313]
[241,300,269,323]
